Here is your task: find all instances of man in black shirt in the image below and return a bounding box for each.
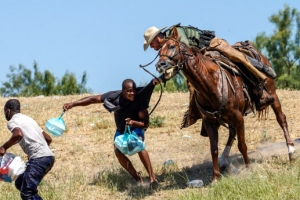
[63,79,158,188]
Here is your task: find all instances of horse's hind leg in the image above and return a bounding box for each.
[219,125,236,169]
[270,92,295,158]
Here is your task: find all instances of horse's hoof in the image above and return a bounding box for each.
[211,179,218,185]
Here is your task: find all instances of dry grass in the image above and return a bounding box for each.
[0,90,300,199]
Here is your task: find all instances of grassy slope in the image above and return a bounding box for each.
[0,90,300,200]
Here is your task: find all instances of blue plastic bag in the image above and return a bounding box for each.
[114,126,145,156]
[45,110,66,137]
[127,128,145,156]
[114,133,129,155]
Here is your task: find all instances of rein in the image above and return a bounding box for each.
[139,56,163,116]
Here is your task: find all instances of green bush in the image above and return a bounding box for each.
[149,115,165,128]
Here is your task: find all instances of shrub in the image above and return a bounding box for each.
[149,115,165,128]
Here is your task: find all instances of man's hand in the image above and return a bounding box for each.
[0,146,6,156]
[152,78,162,86]
[125,118,134,126]
[63,102,73,111]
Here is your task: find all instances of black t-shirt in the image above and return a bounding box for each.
[101,81,155,133]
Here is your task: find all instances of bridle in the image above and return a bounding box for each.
[158,38,194,73]
[138,38,193,115]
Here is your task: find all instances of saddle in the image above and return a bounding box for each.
[231,40,261,62]
[180,41,260,133]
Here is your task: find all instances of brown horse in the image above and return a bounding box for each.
[155,26,295,182]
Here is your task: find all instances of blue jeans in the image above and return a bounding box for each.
[15,156,55,200]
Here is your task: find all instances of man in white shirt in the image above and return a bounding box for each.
[0,99,55,200]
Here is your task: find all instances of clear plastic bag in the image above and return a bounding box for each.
[45,110,66,137]
[0,153,26,183]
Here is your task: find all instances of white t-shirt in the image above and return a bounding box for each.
[7,113,54,159]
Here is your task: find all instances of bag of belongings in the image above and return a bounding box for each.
[45,110,66,137]
[114,126,145,156]
[0,152,26,183]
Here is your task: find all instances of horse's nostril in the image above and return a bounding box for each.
[155,63,164,73]
[156,60,171,74]
[156,61,166,68]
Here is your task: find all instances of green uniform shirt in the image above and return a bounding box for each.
[163,24,215,49]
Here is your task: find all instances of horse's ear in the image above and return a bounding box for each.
[172,26,179,40]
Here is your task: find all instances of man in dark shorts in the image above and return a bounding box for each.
[63,79,158,188]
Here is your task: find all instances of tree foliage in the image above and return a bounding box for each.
[0,62,92,97]
[253,4,300,89]
[153,73,188,92]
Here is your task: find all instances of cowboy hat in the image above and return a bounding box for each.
[143,26,167,51]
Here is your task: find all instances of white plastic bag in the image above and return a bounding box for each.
[0,153,26,182]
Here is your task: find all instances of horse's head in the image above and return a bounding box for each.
[155,26,184,80]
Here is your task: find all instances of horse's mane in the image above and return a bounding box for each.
[190,46,202,55]
[182,43,217,75]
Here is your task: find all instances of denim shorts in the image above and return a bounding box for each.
[114,128,145,141]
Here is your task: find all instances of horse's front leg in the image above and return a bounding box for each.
[270,93,295,158]
[219,125,236,169]
[203,120,221,182]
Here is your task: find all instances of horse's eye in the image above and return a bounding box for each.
[169,45,176,49]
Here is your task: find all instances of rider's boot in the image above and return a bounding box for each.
[262,65,277,79]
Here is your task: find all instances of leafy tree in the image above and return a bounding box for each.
[153,73,188,92]
[57,71,89,95]
[253,5,300,89]
[0,62,92,97]
[172,73,188,92]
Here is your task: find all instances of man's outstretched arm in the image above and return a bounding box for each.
[63,95,102,111]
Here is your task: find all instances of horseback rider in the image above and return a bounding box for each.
[143,24,276,112]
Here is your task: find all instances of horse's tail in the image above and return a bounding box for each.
[258,106,270,120]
